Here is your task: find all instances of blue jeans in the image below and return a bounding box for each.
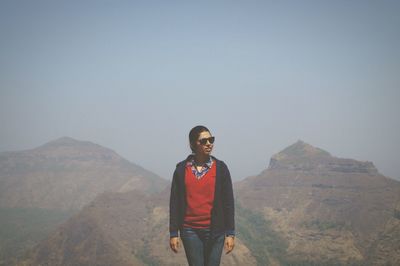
[180,227,225,266]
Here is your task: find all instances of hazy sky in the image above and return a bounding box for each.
[1,0,399,181]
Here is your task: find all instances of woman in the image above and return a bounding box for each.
[169,125,235,266]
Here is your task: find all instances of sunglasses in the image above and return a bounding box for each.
[198,136,215,145]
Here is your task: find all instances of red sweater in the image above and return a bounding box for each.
[183,160,216,228]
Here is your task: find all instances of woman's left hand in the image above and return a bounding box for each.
[224,236,235,254]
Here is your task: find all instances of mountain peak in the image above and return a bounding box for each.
[49,136,80,144]
[40,136,92,147]
[267,140,378,174]
[273,140,331,161]
[32,137,119,159]
[36,136,105,150]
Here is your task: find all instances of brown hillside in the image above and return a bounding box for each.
[236,140,400,265]
[0,137,168,210]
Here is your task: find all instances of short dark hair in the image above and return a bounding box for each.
[189,125,211,152]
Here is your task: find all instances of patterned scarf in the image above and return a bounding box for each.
[186,155,214,180]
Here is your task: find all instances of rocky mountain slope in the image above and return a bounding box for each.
[236,140,400,265]
[0,137,167,210]
[0,137,168,265]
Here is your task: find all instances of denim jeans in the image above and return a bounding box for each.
[180,227,225,266]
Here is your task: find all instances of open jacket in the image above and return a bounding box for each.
[169,155,235,238]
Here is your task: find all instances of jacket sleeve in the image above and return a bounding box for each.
[222,162,235,236]
[169,167,179,238]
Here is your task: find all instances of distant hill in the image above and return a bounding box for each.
[0,137,168,210]
[19,140,400,265]
[236,140,400,265]
[0,137,168,265]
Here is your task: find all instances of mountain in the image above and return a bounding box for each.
[235,140,400,265]
[16,140,400,265]
[267,140,378,174]
[0,137,168,265]
[0,137,168,210]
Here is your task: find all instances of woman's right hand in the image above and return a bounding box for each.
[170,237,180,253]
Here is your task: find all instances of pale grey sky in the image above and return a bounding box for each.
[1,0,399,181]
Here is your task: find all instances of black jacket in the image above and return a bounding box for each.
[169,155,235,238]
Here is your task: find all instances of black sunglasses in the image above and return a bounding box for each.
[198,136,215,145]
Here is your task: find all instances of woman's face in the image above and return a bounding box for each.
[194,131,214,156]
